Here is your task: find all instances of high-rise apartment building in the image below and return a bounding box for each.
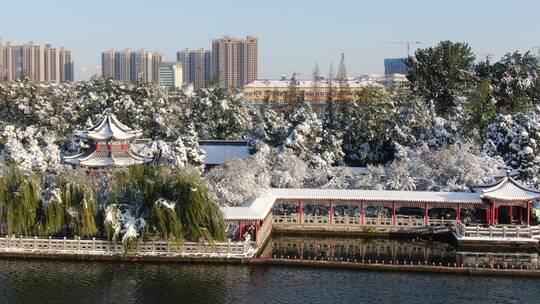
[152,53,164,85]
[131,49,153,83]
[101,50,116,78]
[101,49,164,85]
[211,36,258,88]
[177,48,211,89]
[157,62,182,89]
[0,41,74,82]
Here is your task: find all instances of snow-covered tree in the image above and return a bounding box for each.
[186,87,254,140]
[0,125,61,174]
[483,106,540,186]
[368,143,503,191]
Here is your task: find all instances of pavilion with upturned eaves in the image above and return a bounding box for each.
[64,109,153,168]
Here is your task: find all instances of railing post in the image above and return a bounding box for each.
[92,237,96,252]
[503,226,506,238]
[33,236,37,250]
[48,236,51,251]
[63,236,67,251]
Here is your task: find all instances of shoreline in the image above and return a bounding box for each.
[1,250,539,278]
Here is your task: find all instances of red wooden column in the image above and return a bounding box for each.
[255,220,260,242]
[509,206,513,223]
[392,202,396,226]
[456,204,461,221]
[424,203,429,226]
[361,201,365,225]
[527,201,531,225]
[299,200,304,224]
[239,220,244,241]
[520,207,523,224]
[329,200,334,224]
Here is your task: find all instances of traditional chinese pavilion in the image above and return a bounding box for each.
[64,109,153,167]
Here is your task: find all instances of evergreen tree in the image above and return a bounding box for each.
[466,79,497,134]
[180,122,205,170]
[489,51,538,113]
[260,107,288,147]
[406,41,476,116]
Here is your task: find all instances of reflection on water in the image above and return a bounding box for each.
[0,256,539,303]
[262,234,540,269]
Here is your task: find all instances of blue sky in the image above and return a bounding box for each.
[2,0,539,80]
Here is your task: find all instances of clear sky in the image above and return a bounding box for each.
[2,0,540,80]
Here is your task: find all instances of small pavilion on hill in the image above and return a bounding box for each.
[64,109,153,167]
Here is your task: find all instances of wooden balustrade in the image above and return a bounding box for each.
[0,236,254,258]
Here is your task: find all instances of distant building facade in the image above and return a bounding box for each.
[243,78,381,111]
[0,41,74,82]
[211,36,258,89]
[177,48,211,89]
[157,62,183,89]
[358,74,408,88]
[384,58,408,75]
[101,49,164,85]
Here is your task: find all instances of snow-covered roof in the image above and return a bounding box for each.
[244,79,381,89]
[74,109,143,141]
[200,141,250,166]
[475,175,540,201]
[221,188,484,220]
[64,150,152,167]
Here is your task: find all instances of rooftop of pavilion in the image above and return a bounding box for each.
[221,188,485,221]
[74,109,143,141]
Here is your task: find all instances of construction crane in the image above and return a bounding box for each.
[377,41,421,57]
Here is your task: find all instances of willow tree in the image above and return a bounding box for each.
[111,165,225,242]
[174,172,225,241]
[40,172,99,237]
[0,167,41,236]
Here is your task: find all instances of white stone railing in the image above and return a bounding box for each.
[273,214,299,224]
[333,215,361,225]
[454,221,540,239]
[0,236,255,258]
[302,215,329,224]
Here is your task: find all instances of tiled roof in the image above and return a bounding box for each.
[74,110,143,141]
[477,176,540,201]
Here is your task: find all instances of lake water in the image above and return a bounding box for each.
[0,235,539,304]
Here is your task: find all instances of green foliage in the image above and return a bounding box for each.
[174,173,226,241]
[41,172,99,237]
[0,167,40,236]
[466,79,497,134]
[477,51,538,113]
[112,165,225,242]
[342,101,398,165]
[406,41,476,117]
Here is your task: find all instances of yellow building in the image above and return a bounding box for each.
[243,78,382,111]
